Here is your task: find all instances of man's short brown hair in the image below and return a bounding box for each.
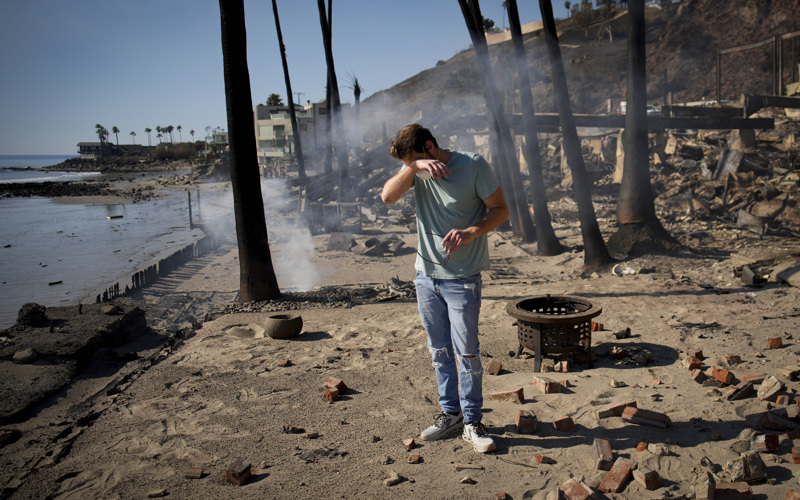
[389,124,439,160]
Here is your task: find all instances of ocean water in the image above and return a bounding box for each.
[0,155,322,330]
[0,155,207,329]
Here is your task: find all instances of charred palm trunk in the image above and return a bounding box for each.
[317,0,351,200]
[539,0,610,270]
[618,0,654,223]
[218,0,280,301]
[458,0,536,242]
[507,0,562,255]
[609,0,680,255]
[324,83,332,174]
[272,0,306,183]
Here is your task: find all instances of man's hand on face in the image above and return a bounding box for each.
[412,158,450,180]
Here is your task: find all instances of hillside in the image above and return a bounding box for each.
[359,0,800,142]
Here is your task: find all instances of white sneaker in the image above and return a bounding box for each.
[462,421,496,453]
[420,411,463,441]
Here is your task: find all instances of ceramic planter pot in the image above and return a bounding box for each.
[264,313,303,339]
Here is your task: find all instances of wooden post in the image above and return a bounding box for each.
[187,191,193,229]
[716,51,721,105]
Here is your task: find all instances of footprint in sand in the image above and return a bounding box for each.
[224,324,265,339]
[55,469,118,500]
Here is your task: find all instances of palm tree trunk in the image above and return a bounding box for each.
[618,0,656,223]
[324,84,333,173]
[272,0,307,183]
[317,0,351,199]
[457,0,536,242]
[218,0,280,301]
[538,0,611,270]
[608,0,680,255]
[507,0,562,255]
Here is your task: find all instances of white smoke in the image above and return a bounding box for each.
[194,176,322,292]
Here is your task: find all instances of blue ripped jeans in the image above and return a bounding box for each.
[414,272,483,423]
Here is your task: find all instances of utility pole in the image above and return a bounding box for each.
[294,91,304,105]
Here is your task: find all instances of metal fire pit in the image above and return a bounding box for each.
[506,294,602,372]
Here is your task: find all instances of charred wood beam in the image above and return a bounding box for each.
[745,95,800,115]
[442,114,774,133]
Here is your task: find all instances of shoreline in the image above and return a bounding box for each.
[0,168,221,329]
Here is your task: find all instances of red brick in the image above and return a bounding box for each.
[225,458,252,486]
[325,377,348,393]
[792,448,800,464]
[553,415,575,432]
[751,433,779,452]
[487,387,524,404]
[407,455,421,464]
[534,454,556,464]
[726,355,743,365]
[682,356,702,370]
[592,438,613,470]
[767,337,783,349]
[532,376,561,394]
[786,491,800,500]
[486,359,502,376]
[726,382,755,401]
[776,395,791,405]
[621,406,671,428]
[741,371,766,384]
[278,360,292,367]
[494,494,510,500]
[593,401,637,419]
[691,369,708,383]
[632,467,661,490]
[686,348,704,360]
[611,347,627,359]
[325,388,339,402]
[636,441,647,451]
[707,367,734,385]
[714,481,752,498]
[516,410,537,434]
[403,438,416,450]
[598,457,634,493]
[591,321,603,332]
[560,478,597,500]
[555,360,570,373]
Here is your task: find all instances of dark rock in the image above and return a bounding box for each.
[16,303,47,327]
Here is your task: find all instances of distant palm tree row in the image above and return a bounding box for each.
[96,123,196,148]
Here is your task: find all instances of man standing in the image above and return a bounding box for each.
[381,124,509,453]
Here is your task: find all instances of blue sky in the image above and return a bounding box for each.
[0,1,567,155]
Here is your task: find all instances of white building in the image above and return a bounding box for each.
[253,100,352,167]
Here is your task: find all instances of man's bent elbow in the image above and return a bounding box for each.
[381,190,396,205]
[499,206,510,223]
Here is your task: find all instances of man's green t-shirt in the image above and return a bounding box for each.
[408,150,500,279]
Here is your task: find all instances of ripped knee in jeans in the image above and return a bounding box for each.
[460,353,483,374]
[429,346,453,369]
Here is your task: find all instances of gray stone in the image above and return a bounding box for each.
[730,440,750,453]
[12,347,38,364]
[757,376,784,401]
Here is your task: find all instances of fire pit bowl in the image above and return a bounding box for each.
[506,294,602,372]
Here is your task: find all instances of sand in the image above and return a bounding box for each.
[2,195,800,499]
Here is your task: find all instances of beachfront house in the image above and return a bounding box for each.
[77,142,152,159]
[253,100,352,172]
[77,142,104,159]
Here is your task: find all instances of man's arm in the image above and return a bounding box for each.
[381,158,449,204]
[441,186,509,254]
[380,167,416,205]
